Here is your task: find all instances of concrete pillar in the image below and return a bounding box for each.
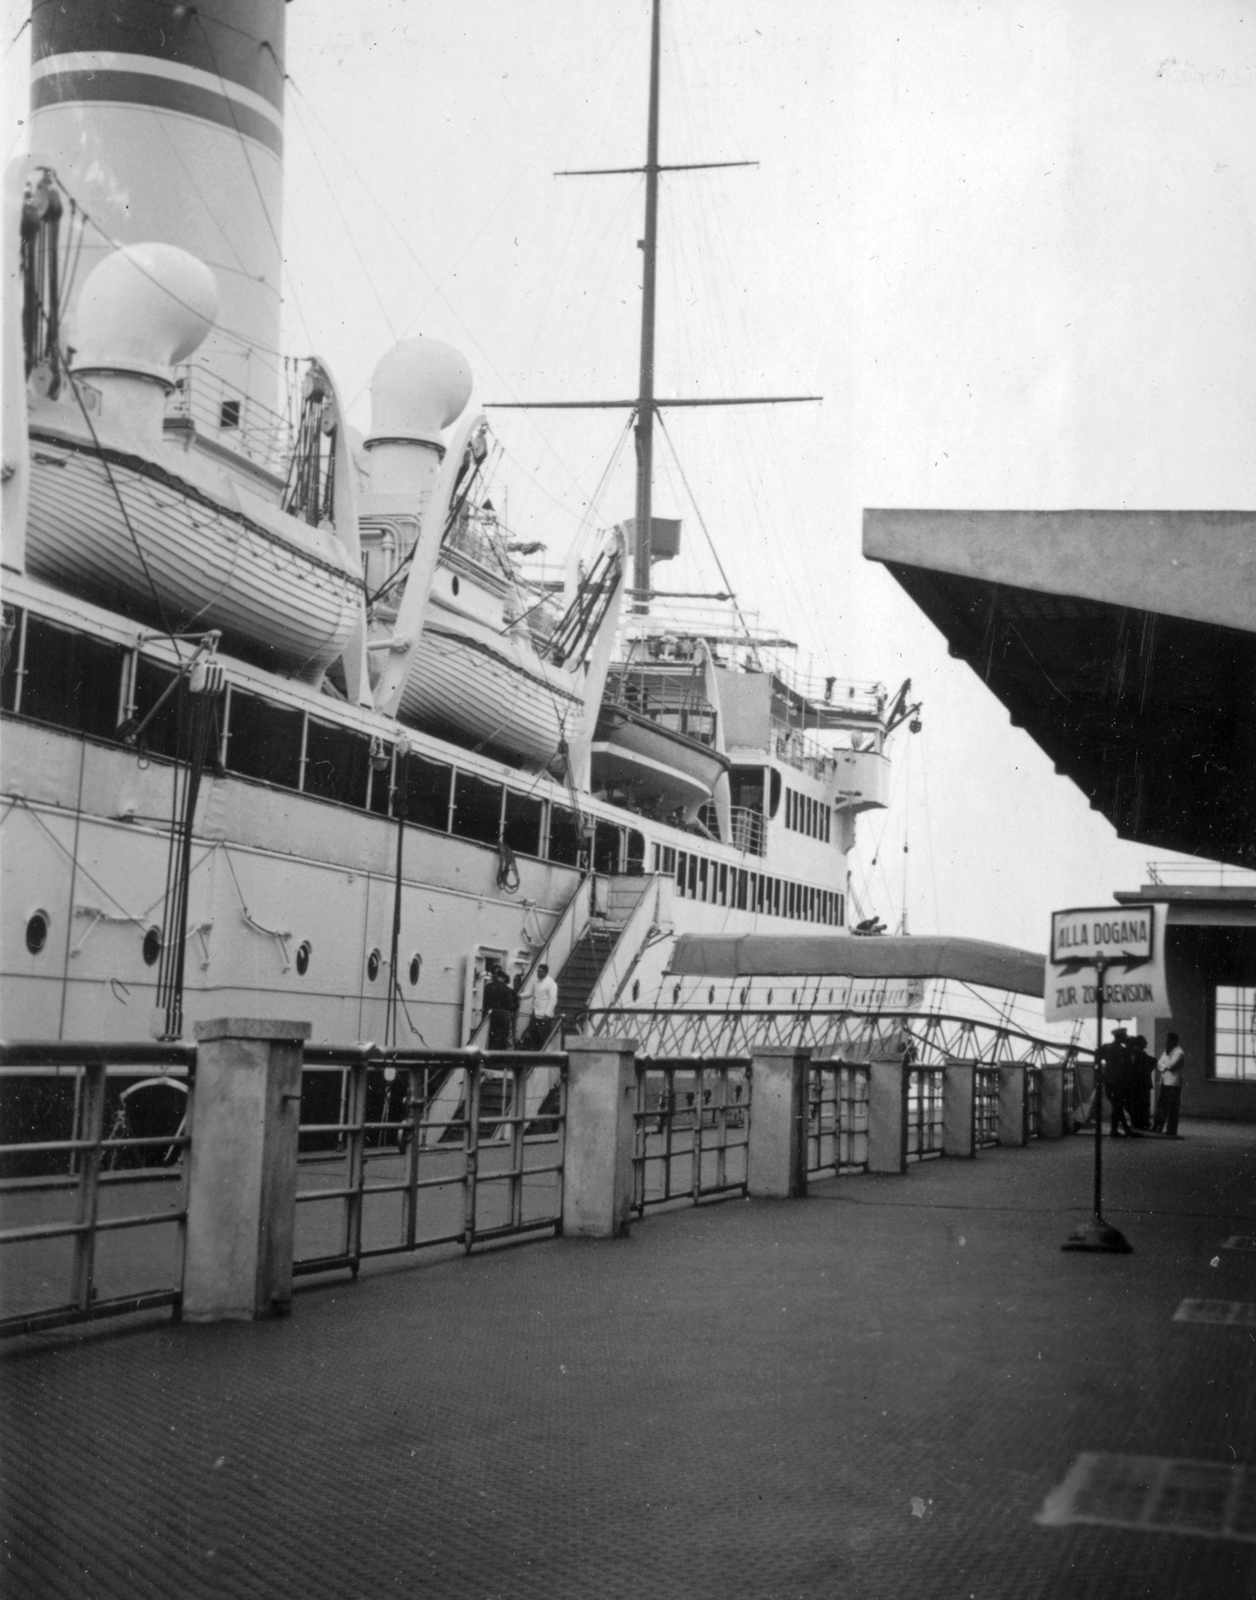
[868,1060,908,1174]
[748,1049,808,1198]
[1038,1065,1066,1139]
[943,1063,976,1157]
[998,1064,1027,1147]
[183,1018,311,1322]
[562,1037,638,1238]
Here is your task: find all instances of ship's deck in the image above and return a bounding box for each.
[3,1122,1253,1598]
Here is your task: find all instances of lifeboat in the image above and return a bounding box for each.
[22,245,363,680]
[360,339,625,768]
[591,637,730,820]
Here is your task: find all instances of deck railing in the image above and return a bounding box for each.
[633,1057,750,1211]
[167,363,292,477]
[806,1064,870,1176]
[727,806,767,856]
[292,1048,566,1278]
[0,1042,195,1339]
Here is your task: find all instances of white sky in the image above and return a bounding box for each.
[6,0,1254,954]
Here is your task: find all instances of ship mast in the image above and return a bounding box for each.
[488,0,819,610]
[632,0,663,612]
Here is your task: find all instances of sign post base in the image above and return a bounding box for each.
[1062,1217,1133,1254]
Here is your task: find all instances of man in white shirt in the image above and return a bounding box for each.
[1153,1031,1185,1136]
[520,964,559,1050]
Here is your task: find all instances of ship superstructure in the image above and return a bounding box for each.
[1,0,903,1049]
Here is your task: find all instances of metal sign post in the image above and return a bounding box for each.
[1045,903,1168,1256]
[1062,954,1132,1254]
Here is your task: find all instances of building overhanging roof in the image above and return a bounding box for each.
[1116,886,1256,929]
[668,934,1045,996]
[863,510,1256,869]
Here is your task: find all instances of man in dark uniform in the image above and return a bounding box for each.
[1129,1034,1156,1129]
[1101,1027,1136,1137]
[482,967,518,1050]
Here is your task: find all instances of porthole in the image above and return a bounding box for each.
[631,979,640,1002]
[367,948,381,982]
[142,927,163,967]
[25,911,49,954]
[409,954,422,987]
[296,940,312,976]
[451,575,460,596]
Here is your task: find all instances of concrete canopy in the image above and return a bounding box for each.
[863,510,1256,870]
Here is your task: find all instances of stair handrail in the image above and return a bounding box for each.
[579,873,671,1021]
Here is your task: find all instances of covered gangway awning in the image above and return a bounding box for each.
[668,934,1046,997]
[863,509,1256,870]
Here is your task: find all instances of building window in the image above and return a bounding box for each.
[1213,985,1256,1080]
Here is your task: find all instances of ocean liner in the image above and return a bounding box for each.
[1,0,907,1051]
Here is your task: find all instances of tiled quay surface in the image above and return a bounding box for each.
[3,1123,1254,1599]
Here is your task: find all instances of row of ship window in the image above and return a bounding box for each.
[1,608,845,925]
[784,784,833,843]
[653,844,846,926]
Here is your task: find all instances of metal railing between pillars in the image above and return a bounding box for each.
[633,1057,750,1211]
[907,1067,946,1161]
[0,1041,195,1339]
[1026,1067,1043,1139]
[806,1064,870,1177]
[974,1067,1001,1149]
[292,1048,567,1278]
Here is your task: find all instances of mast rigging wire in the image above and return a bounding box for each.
[655,411,753,639]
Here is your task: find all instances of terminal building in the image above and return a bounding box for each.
[864,508,1256,1120]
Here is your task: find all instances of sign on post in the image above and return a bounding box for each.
[1045,903,1170,1023]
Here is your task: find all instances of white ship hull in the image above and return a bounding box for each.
[25,434,362,678]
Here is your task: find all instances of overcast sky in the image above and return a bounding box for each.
[6,0,1254,953]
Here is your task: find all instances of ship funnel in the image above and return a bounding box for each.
[70,243,218,436]
[28,0,286,417]
[365,338,473,499]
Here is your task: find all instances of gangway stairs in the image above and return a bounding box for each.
[423,874,669,1145]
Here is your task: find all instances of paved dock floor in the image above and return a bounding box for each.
[3,1122,1255,1598]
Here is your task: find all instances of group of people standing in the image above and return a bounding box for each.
[481,963,560,1052]
[1094,1027,1185,1137]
